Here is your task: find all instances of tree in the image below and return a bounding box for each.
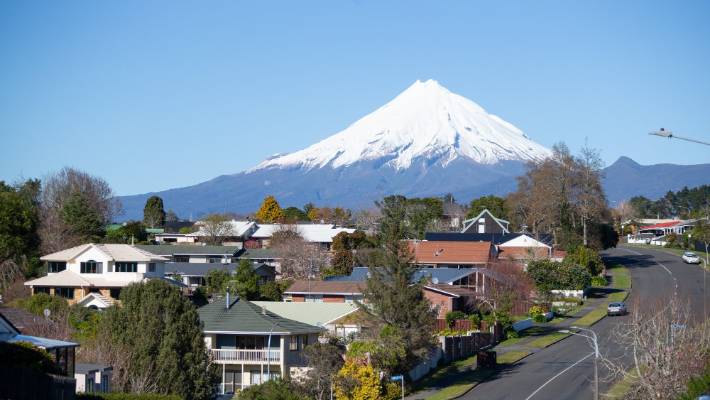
[271,228,330,279]
[60,191,105,242]
[259,281,283,301]
[282,207,308,223]
[143,196,166,228]
[691,219,710,266]
[360,225,436,373]
[165,209,179,224]
[39,167,120,253]
[303,341,345,400]
[95,280,218,399]
[334,360,382,400]
[0,179,41,290]
[601,296,710,399]
[239,379,308,400]
[563,246,605,276]
[198,213,233,244]
[466,195,508,220]
[234,260,259,300]
[574,145,606,246]
[205,268,232,296]
[104,221,148,244]
[256,195,284,223]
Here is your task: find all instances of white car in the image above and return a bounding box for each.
[682,252,701,264]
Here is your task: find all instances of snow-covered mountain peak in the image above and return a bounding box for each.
[251,80,551,172]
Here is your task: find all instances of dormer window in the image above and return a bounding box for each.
[80,260,100,274]
[48,261,66,273]
[115,262,138,273]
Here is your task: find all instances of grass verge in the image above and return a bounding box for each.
[424,368,495,400]
[527,332,570,348]
[605,370,639,399]
[575,264,631,326]
[497,350,532,364]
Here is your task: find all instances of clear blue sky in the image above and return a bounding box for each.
[2,1,709,195]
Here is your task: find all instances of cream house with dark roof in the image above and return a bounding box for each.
[24,243,181,308]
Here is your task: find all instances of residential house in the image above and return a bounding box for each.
[461,209,510,234]
[191,220,259,247]
[153,232,199,244]
[234,248,282,272]
[75,363,112,394]
[136,244,240,263]
[198,295,323,394]
[424,232,554,264]
[165,262,276,288]
[0,310,79,378]
[408,240,494,268]
[423,284,479,319]
[24,244,182,308]
[283,281,365,303]
[249,223,355,249]
[251,301,364,339]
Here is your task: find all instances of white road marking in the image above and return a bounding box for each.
[523,352,595,400]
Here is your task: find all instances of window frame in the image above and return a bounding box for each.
[148,262,156,273]
[47,261,67,273]
[80,260,100,274]
[114,262,138,273]
[55,287,74,299]
[289,336,298,351]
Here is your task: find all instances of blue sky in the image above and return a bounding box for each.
[1,1,709,195]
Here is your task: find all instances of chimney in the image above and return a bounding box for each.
[261,307,267,316]
[225,290,230,309]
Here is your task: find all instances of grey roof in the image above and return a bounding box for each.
[135,244,240,256]
[236,248,281,259]
[75,363,112,374]
[6,334,78,350]
[325,267,482,284]
[198,297,323,335]
[164,262,274,277]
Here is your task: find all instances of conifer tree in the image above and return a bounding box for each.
[143,195,166,228]
[256,195,284,223]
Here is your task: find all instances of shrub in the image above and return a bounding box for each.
[238,379,307,400]
[0,342,62,375]
[564,246,605,276]
[445,310,466,327]
[467,313,481,329]
[17,292,68,318]
[505,329,520,339]
[590,276,607,287]
[528,305,546,323]
[77,394,182,400]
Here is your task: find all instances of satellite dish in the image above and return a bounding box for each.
[43,308,51,318]
[432,277,439,284]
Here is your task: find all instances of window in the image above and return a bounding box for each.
[80,260,100,274]
[148,263,156,273]
[174,255,189,263]
[289,336,298,351]
[56,287,74,299]
[115,262,137,272]
[109,288,121,299]
[207,256,221,263]
[302,335,309,348]
[35,287,50,294]
[478,223,485,234]
[101,375,108,392]
[48,261,66,273]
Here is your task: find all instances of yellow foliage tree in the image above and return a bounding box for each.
[256,195,284,222]
[335,360,381,400]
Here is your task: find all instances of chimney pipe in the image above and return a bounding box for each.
[226,290,230,309]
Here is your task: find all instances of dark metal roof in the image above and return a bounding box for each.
[135,244,240,256]
[235,248,281,259]
[324,267,483,284]
[164,262,274,277]
[424,232,554,246]
[198,297,323,334]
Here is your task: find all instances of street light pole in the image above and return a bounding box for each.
[560,327,599,400]
[649,128,710,146]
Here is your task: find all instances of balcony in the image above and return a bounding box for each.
[211,348,281,364]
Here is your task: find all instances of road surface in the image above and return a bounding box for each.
[459,245,708,400]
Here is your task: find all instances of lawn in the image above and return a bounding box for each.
[526,331,570,348]
[605,371,639,399]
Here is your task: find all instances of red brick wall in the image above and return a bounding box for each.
[323,295,345,303]
[424,291,453,318]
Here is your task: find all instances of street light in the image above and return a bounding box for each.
[559,327,599,400]
[649,128,710,146]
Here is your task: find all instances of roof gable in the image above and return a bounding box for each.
[461,209,510,234]
[198,297,323,334]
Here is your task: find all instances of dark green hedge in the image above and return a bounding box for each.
[77,393,182,400]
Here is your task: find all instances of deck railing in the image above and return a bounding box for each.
[211,348,280,363]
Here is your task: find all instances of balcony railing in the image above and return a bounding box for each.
[211,348,280,364]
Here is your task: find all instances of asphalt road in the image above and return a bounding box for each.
[460,245,709,400]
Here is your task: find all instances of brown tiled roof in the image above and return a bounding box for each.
[409,240,492,264]
[424,284,478,298]
[0,307,54,333]
[498,246,550,261]
[285,280,365,295]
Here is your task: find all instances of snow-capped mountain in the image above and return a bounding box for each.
[253,79,550,172]
[118,80,554,220]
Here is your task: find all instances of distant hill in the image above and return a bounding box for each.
[602,156,710,205]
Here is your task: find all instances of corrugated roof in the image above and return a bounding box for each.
[136,244,239,256]
[424,284,478,298]
[251,301,359,326]
[285,281,365,295]
[164,262,274,277]
[252,224,355,243]
[6,334,78,350]
[198,297,323,334]
[410,240,492,264]
[192,220,257,238]
[75,363,112,374]
[325,267,482,285]
[236,248,281,259]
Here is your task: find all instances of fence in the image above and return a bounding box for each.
[0,366,76,400]
[435,319,474,332]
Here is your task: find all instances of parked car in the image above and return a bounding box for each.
[607,302,627,316]
[682,251,701,264]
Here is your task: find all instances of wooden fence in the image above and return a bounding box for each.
[0,367,76,400]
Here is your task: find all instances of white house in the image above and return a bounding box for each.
[250,224,355,249]
[75,363,112,394]
[24,244,181,308]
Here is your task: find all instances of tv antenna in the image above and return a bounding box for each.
[649,128,710,146]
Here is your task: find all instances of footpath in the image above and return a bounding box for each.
[407,265,631,400]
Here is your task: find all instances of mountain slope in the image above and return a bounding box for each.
[602,156,710,205]
[119,80,551,220]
